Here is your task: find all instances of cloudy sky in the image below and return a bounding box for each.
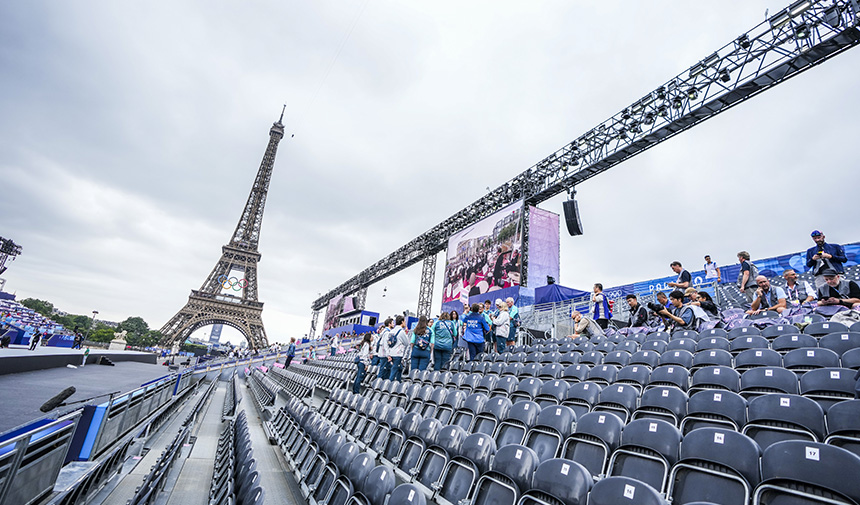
[2,1,858,345]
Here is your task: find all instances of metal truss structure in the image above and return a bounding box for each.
[312,0,860,317]
[160,110,286,350]
[0,236,23,277]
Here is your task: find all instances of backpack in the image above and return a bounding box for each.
[414,330,430,350]
[389,328,402,347]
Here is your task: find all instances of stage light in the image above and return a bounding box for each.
[795,23,810,39]
[824,5,842,28]
[643,113,655,124]
[629,121,641,133]
[770,10,792,29]
[736,34,751,49]
[658,106,668,117]
[621,109,631,120]
[656,87,666,100]
[687,88,699,100]
[789,0,812,17]
[616,128,628,139]
[672,97,684,109]
[720,69,731,82]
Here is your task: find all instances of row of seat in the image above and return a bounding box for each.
[182,378,218,427]
[269,399,428,505]
[277,390,860,505]
[210,410,265,505]
[222,373,240,422]
[266,366,315,399]
[364,363,856,420]
[247,369,277,411]
[128,423,192,505]
[286,355,357,392]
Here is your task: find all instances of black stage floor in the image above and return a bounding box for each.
[0,346,158,375]
[0,359,172,433]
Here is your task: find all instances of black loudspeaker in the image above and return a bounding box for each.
[562,199,584,236]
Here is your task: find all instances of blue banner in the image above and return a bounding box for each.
[607,241,860,296]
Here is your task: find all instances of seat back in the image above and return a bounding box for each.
[588,476,664,505]
[743,394,825,450]
[520,458,592,505]
[757,441,860,505]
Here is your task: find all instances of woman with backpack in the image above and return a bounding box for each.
[431,313,456,370]
[387,315,408,382]
[353,333,373,394]
[409,316,433,372]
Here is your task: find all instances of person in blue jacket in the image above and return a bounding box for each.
[462,303,490,361]
[806,230,847,289]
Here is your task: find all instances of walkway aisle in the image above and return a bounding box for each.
[236,384,304,505]
[93,383,212,505]
[165,383,227,505]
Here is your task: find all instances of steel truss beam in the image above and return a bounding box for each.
[417,254,437,317]
[312,0,860,312]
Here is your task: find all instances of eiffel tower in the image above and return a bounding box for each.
[159,110,285,350]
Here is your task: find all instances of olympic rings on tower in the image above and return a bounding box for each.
[217,274,248,291]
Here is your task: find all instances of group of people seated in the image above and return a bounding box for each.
[568,267,860,341]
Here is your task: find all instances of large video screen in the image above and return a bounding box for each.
[442,201,524,305]
[322,294,358,331]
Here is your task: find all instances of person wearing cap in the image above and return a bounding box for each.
[816,269,860,309]
[746,275,787,315]
[806,231,847,289]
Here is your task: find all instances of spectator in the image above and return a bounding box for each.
[695,291,720,319]
[387,316,409,382]
[309,345,316,360]
[816,269,860,309]
[736,251,759,302]
[409,316,433,372]
[491,299,510,353]
[482,300,495,351]
[376,318,393,379]
[667,261,692,290]
[591,283,612,329]
[285,337,296,367]
[506,297,519,348]
[626,294,648,328]
[569,310,605,339]
[656,290,708,331]
[782,269,815,307]
[82,346,90,366]
[703,255,721,283]
[684,287,699,303]
[352,333,372,394]
[806,231,847,288]
[330,333,339,356]
[430,313,455,370]
[747,275,788,314]
[462,303,490,361]
[655,291,671,308]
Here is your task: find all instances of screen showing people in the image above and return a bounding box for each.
[442,202,524,304]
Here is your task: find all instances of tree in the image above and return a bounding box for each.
[20,298,54,317]
[90,328,115,343]
[119,316,149,336]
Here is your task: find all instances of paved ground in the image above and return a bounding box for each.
[0,360,172,433]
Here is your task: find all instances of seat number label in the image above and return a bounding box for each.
[714,433,725,444]
[624,484,636,499]
[806,447,819,461]
[561,463,570,475]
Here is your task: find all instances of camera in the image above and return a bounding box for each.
[647,301,665,313]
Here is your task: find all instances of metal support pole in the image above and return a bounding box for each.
[308,309,320,340]
[417,253,437,318]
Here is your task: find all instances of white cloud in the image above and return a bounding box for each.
[2,1,859,342]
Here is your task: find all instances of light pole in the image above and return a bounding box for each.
[85,310,99,341]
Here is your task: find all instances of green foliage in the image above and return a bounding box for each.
[90,328,116,343]
[497,222,519,243]
[119,316,149,336]
[20,298,54,317]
